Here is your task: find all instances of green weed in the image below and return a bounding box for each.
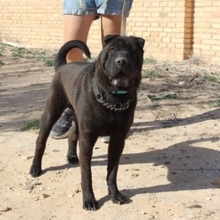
[204,73,218,82]
[44,59,54,67]
[20,119,40,131]
[83,56,96,62]
[12,47,45,59]
[144,57,156,64]
[149,92,178,101]
[142,69,164,79]
[211,99,220,107]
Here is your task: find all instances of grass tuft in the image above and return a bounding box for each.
[20,119,40,131]
[12,47,45,59]
[142,69,164,79]
[144,57,156,64]
[211,99,220,107]
[204,73,218,82]
[149,92,178,101]
[44,59,54,67]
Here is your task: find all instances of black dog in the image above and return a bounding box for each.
[30,35,145,210]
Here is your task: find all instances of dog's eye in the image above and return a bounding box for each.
[109,46,115,52]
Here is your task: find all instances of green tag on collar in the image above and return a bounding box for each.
[111,90,128,94]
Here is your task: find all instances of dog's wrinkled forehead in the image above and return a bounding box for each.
[104,35,145,48]
[103,35,145,52]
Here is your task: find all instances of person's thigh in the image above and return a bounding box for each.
[100,15,121,44]
[99,0,133,44]
[64,15,95,43]
[63,15,95,62]
[63,0,97,62]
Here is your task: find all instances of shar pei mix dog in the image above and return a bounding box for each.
[30,35,145,210]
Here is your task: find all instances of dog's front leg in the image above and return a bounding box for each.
[107,138,128,205]
[79,137,98,211]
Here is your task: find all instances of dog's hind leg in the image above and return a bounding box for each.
[67,120,79,164]
[30,87,68,177]
[107,138,128,205]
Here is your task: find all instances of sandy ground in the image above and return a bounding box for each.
[0,48,220,220]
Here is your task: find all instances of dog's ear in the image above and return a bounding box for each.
[135,37,145,48]
[104,34,120,45]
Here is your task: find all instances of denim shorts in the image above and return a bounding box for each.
[63,0,133,16]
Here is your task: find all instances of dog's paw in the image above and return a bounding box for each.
[67,155,79,164]
[29,165,42,177]
[83,199,98,211]
[111,193,128,205]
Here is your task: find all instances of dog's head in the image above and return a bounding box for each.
[96,35,145,93]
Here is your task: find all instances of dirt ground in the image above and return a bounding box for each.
[0,45,220,220]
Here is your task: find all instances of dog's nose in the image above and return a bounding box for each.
[115,57,128,68]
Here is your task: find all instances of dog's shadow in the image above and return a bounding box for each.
[43,163,74,173]
[94,137,220,191]
[131,108,220,133]
[44,137,220,208]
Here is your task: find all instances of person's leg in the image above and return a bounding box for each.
[97,0,133,43]
[99,15,121,143]
[50,15,95,139]
[51,0,96,139]
[100,15,121,45]
[64,14,95,62]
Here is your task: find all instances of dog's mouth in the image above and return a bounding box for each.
[110,70,130,88]
[111,76,129,88]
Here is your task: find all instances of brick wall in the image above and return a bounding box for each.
[193,0,220,63]
[0,0,63,48]
[0,0,220,64]
[126,0,186,61]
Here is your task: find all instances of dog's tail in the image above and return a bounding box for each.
[55,40,91,71]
